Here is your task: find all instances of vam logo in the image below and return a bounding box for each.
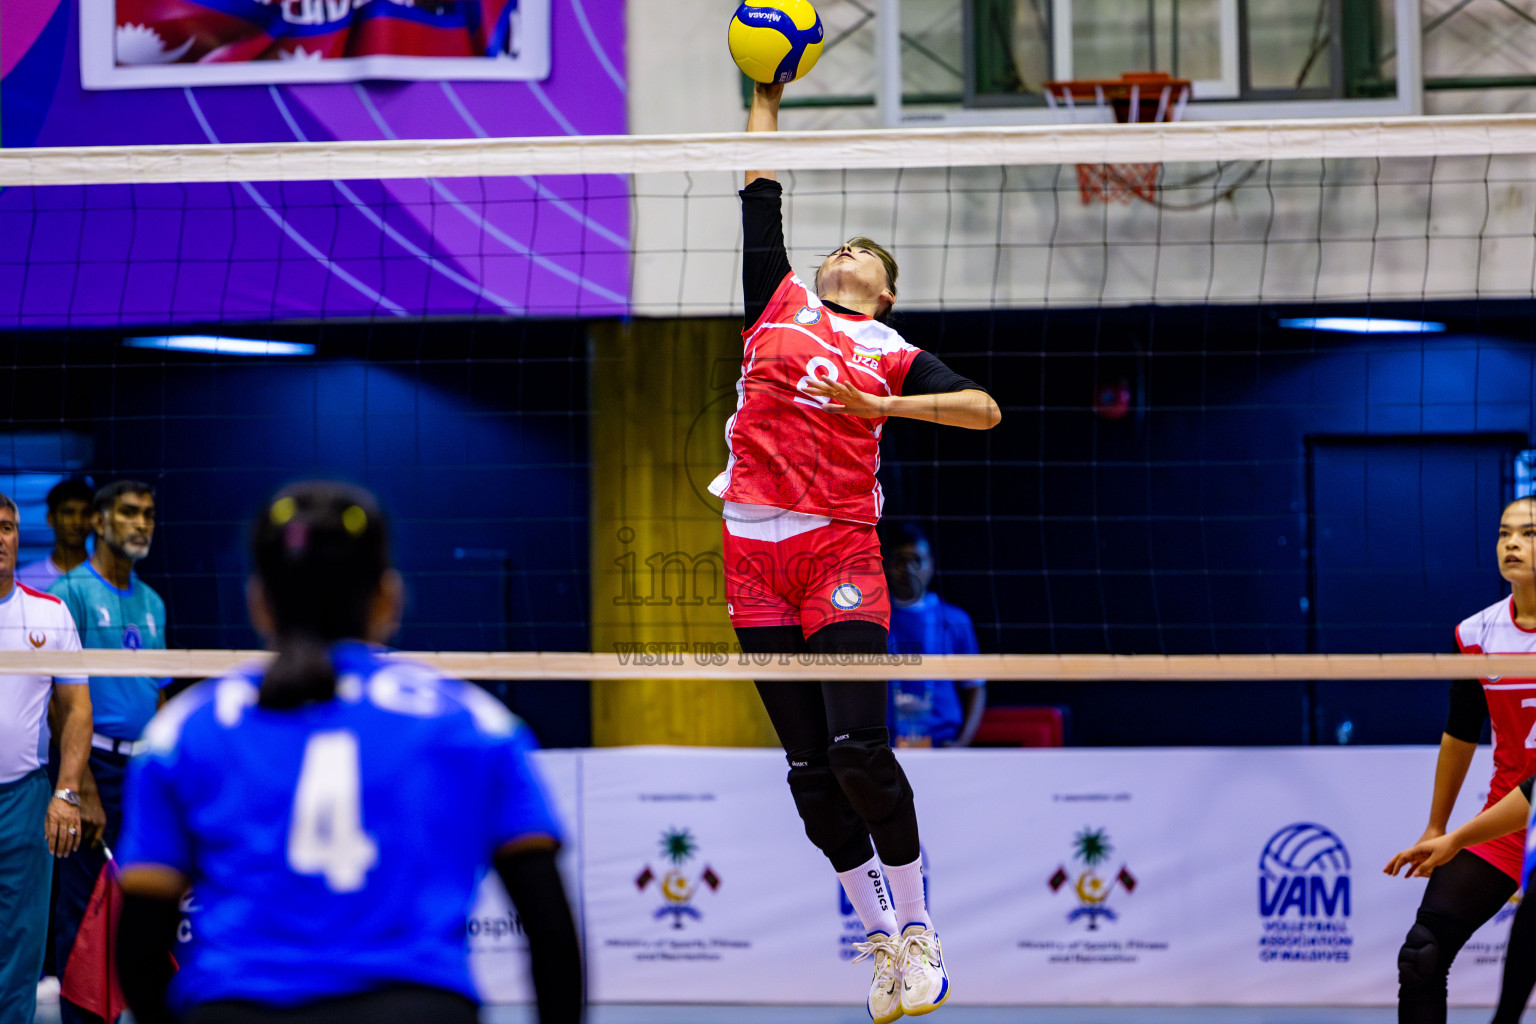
[1257,822,1353,963]
[1259,823,1350,918]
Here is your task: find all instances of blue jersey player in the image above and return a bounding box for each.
[113,482,581,1024]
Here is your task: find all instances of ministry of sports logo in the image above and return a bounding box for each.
[1049,827,1136,930]
[635,827,721,929]
[1257,822,1352,962]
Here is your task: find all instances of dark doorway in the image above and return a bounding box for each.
[1305,434,1521,743]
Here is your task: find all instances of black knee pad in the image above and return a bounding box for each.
[827,730,913,825]
[786,761,869,866]
[1398,921,1443,990]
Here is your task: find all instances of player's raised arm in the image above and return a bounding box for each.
[744,82,784,186]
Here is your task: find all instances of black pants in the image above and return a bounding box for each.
[188,985,478,1024]
[1398,850,1517,1024]
[740,620,921,872]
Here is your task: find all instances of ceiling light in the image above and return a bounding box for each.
[1278,317,1446,334]
[125,335,315,356]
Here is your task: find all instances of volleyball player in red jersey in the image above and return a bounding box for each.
[711,82,999,1023]
[1386,495,1536,1024]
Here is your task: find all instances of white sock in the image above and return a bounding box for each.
[836,854,899,937]
[884,856,931,932]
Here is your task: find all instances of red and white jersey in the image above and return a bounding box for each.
[1456,596,1536,879]
[709,272,922,524]
[0,583,85,784]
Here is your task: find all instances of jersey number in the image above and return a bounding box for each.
[287,730,379,893]
[795,356,839,406]
[1523,699,1536,749]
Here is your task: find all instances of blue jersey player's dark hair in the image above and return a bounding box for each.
[252,481,389,709]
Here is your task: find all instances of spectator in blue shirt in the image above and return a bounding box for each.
[882,524,986,748]
[16,478,94,594]
[47,480,167,1024]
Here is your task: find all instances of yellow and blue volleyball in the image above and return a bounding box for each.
[728,0,824,84]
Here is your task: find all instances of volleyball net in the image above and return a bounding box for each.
[5,115,1536,727]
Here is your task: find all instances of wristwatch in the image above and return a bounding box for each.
[52,788,80,807]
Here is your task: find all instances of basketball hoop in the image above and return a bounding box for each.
[1044,73,1192,206]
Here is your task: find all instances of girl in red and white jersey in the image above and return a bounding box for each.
[713,81,999,1023]
[1385,496,1536,1024]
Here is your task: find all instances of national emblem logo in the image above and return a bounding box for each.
[635,827,721,929]
[1048,826,1136,929]
[794,306,823,326]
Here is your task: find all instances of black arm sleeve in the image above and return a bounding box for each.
[117,893,181,1024]
[741,178,792,329]
[902,351,987,397]
[1522,776,1534,802]
[1445,678,1489,743]
[495,845,584,1024]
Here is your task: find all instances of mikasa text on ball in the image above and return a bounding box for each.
[729,0,825,84]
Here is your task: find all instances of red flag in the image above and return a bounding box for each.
[60,855,127,1022]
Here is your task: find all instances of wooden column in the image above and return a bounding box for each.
[588,318,777,748]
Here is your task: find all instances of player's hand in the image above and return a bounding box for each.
[803,377,888,418]
[46,798,82,858]
[79,789,107,847]
[1384,835,1457,878]
[754,81,785,103]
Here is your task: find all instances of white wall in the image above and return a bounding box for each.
[625,1,1536,315]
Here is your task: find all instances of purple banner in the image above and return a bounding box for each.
[0,0,629,326]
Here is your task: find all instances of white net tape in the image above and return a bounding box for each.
[6,114,1536,186]
[0,650,1525,680]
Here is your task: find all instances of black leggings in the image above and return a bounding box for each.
[1494,872,1536,1024]
[740,620,921,872]
[1398,850,1517,1024]
[188,985,478,1024]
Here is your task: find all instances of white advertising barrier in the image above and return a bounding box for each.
[471,746,1518,1006]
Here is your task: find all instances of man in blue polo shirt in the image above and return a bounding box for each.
[48,480,166,1024]
[882,524,986,748]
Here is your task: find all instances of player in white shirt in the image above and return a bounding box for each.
[1382,495,1536,1024]
[0,491,93,1024]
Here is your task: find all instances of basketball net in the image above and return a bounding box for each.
[1044,73,1192,205]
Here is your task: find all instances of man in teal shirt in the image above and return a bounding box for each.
[48,480,165,1024]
